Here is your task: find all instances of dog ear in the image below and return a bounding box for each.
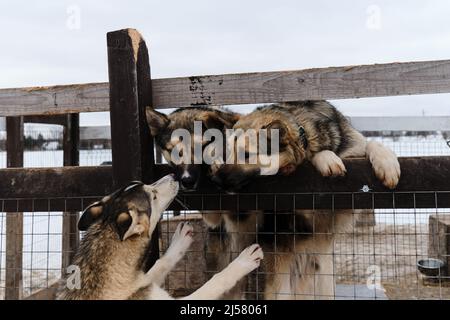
[78,201,105,231]
[146,107,170,136]
[263,120,289,145]
[116,210,146,241]
[197,112,237,131]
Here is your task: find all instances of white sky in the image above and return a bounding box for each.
[1,0,450,126]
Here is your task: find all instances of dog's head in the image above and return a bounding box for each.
[78,174,179,241]
[211,109,307,193]
[146,107,240,191]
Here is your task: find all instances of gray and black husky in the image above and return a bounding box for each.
[57,174,263,300]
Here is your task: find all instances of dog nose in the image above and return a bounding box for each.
[180,175,196,189]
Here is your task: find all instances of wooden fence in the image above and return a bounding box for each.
[1,28,450,299]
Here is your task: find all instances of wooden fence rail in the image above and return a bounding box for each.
[2,60,450,116]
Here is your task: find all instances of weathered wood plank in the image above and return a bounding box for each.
[5,116,24,300]
[428,215,450,277]
[23,115,67,126]
[0,166,113,199]
[2,59,450,116]
[152,60,450,108]
[5,212,23,300]
[107,28,159,268]
[24,282,59,300]
[61,114,80,271]
[107,29,153,186]
[0,157,449,210]
[0,83,109,116]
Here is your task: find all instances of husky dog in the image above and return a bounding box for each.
[57,174,263,300]
[211,101,400,191]
[146,106,240,191]
[208,101,401,299]
[146,106,250,299]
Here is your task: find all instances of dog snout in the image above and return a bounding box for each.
[180,174,196,190]
[175,165,202,191]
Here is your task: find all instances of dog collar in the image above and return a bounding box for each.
[298,126,308,149]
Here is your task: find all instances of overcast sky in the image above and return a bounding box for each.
[1,0,450,126]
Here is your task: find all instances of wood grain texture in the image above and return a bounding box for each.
[0,82,109,116]
[0,166,113,199]
[24,283,59,300]
[107,28,159,268]
[2,59,450,116]
[5,116,24,300]
[428,215,450,276]
[5,212,23,300]
[23,115,67,126]
[61,114,80,271]
[107,28,153,187]
[152,60,450,108]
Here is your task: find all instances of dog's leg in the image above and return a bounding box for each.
[202,212,224,229]
[366,140,401,189]
[147,284,174,300]
[311,150,347,177]
[136,222,193,289]
[181,244,263,300]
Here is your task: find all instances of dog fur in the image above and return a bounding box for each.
[208,101,400,299]
[145,101,400,300]
[146,106,240,191]
[211,100,400,191]
[56,175,263,300]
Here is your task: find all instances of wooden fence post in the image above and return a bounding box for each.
[61,114,80,271]
[107,29,159,267]
[5,116,24,300]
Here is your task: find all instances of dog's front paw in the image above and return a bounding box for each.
[167,222,194,259]
[367,141,401,189]
[311,150,347,177]
[231,244,264,275]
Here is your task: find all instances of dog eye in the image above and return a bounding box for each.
[152,190,157,200]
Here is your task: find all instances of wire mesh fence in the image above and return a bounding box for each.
[157,192,450,300]
[0,194,449,300]
[0,129,112,168]
[0,197,101,299]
